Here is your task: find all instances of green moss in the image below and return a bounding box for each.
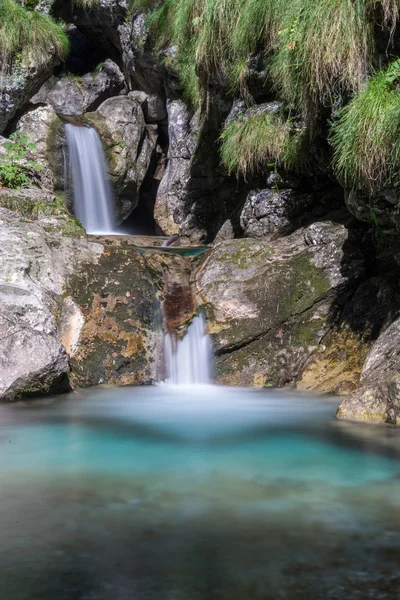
[281,251,329,318]
[0,192,85,236]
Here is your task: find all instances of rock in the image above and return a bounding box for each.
[84,95,158,223]
[240,188,315,240]
[0,55,60,134]
[15,105,59,191]
[46,60,125,116]
[71,0,127,61]
[143,94,167,123]
[119,12,165,94]
[214,220,235,243]
[154,99,239,242]
[0,200,162,400]
[195,220,365,387]
[65,237,162,388]
[30,76,58,105]
[338,315,400,424]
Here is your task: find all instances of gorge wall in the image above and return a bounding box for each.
[1,0,400,424]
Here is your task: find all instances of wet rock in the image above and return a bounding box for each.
[46,60,125,116]
[195,220,365,387]
[65,237,162,388]
[84,95,157,222]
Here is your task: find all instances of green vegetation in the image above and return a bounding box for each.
[331,60,400,192]
[132,0,398,110]
[0,132,43,189]
[0,0,69,71]
[220,110,305,177]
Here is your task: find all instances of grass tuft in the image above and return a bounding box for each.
[220,107,305,178]
[331,59,400,192]
[0,0,69,73]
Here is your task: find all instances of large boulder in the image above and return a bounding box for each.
[45,60,125,116]
[0,197,162,401]
[84,95,158,222]
[195,219,366,387]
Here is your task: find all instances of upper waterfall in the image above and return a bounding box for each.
[65,124,116,235]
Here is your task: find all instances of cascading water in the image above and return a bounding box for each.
[165,312,212,385]
[65,124,115,235]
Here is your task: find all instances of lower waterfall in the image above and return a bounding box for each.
[165,313,212,385]
[65,124,115,235]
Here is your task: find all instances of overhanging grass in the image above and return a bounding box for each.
[331,59,400,192]
[0,0,69,71]
[220,109,305,178]
[132,0,399,112]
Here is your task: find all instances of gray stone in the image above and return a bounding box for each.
[16,105,59,191]
[0,56,60,134]
[46,60,125,116]
[154,99,230,242]
[240,188,315,240]
[30,76,58,105]
[85,95,157,222]
[143,94,167,123]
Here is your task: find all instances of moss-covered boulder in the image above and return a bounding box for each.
[65,238,162,387]
[0,201,161,401]
[195,220,366,388]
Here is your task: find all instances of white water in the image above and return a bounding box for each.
[165,313,212,385]
[65,124,116,235]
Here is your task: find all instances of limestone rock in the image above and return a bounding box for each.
[0,201,162,400]
[0,53,60,135]
[85,95,157,222]
[154,99,236,242]
[16,105,59,191]
[195,221,365,387]
[46,60,125,116]
[240,188,314,240]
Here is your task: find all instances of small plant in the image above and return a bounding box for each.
[0,132,43,189]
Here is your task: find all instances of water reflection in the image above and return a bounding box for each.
[0,386,400,599]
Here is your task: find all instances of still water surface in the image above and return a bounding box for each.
[0,386,400,599]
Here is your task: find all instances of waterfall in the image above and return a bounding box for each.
[165,313,212,385]
[65,124,115,235]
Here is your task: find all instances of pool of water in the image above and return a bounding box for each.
[1,385,400,599]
